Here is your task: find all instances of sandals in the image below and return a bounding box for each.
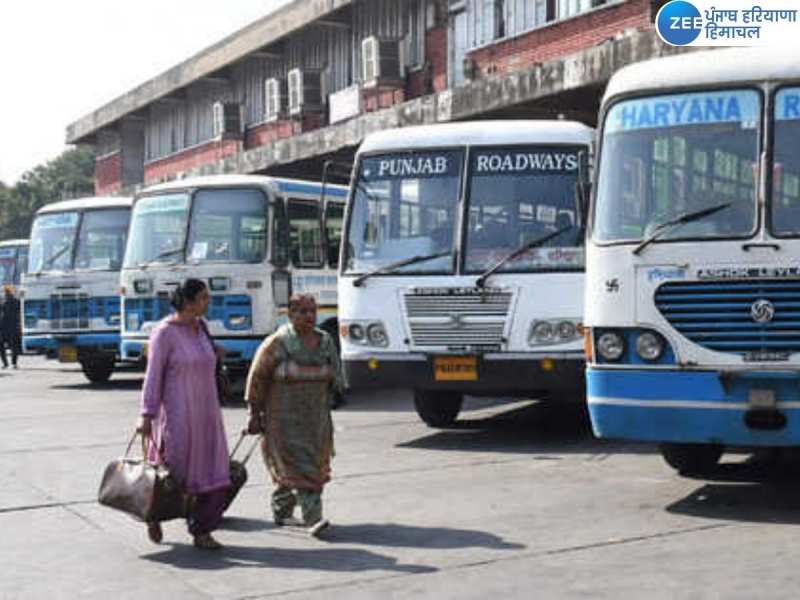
[193,533,223,550]
[146,522,163,544]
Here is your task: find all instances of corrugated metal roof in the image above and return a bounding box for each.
[66,0,353,144]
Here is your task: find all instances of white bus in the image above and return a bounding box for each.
[586,48,800,474]
[0,239,28,288]
[120,175,348,376]
[338,121,594,427]
[23,197,133,382]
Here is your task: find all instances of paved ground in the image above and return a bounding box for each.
[3,357,800,599]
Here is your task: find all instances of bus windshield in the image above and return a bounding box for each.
[343,150,463,275]
[28,212,80,273]
[187,189,268,264]
[0,247,19,285]
[124,194,190,268]
[772,86,800,237]
[74,209,130,271]
[463,145,584,273]
[594,89,760,244]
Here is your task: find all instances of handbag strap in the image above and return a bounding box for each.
[230,430,262,465]
[125,429,167,464]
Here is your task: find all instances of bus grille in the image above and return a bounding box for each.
[50,293,90,330]
[655,280,800,355]
[404,290,511,348]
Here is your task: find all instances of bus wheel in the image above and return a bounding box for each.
[80,356,115,384]
[659,443,723,475]
[413,391,463,428]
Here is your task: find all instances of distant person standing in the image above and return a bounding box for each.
[0,286,21,369]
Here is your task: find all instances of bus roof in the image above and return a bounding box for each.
[0,239,28,248]
[358,120,594,155]
[36,196,133,215]
[140,175,349,199]
[604,47,800,102]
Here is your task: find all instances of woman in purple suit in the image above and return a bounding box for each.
[137,278,230,550]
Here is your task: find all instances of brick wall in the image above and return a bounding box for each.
[245,121,295,149]
[363,88,405,112]
[95,152,123,195]
[427,26,448,93]
[467,0,652,77]
[143,139,240,185]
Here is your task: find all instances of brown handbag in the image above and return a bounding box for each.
[97,431,189,523]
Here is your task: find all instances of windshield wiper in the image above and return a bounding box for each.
[138,247,184,270]
[352,251,452,287]
[475,226,572,289]
[632,202,731,256]
[37,244,73,272]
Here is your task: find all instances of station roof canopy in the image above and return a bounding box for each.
[65,0,353,145]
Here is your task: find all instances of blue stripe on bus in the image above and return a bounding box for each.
[277,181,348,199]
[587,367,800,446]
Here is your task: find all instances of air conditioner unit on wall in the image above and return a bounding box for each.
[212,101,243,138]
[361,36,404,88]
[264,78,287,122]
[287,68,323,116]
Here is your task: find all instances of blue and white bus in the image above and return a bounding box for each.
[23,197,132,382]
[586,48,800,474]
[338,121,593,427]
[120,175,348,376]
[0,239,28,288]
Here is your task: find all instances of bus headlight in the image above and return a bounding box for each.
[557,321,576,340]
[366,323,389,347]
[348,323,365,341]
[529,319,581,346]
[635,331,665,362]
[596,331,625,361]
[134,279,153,294]
[107,314,121,326]
[209,277,230,292]
[530,321,554,344]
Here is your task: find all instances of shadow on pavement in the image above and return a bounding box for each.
[667,452,800,525]
[398,400,655,456]
[50,378,144,392]
[324,522,525,551]
[141,544,437,574]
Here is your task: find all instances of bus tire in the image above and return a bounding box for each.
[413,391,463,428]
[659,443,723,475]
[80,356,115,384]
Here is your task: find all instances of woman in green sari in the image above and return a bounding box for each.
[245,293,342,537]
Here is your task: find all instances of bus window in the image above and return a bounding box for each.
[343,150,463,274]
[464,145,583,273]
[74,209,130,271]
[125,194,189,268]
[271,198,289,266]
[187,189,267,263]
[772,87,800,236]
[29,212,80,273]
[324,202,344,269]
[288,199,323,267]
[595,89,760,243]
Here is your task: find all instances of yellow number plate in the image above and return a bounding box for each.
[433,356,478,381]
[142,343,148,358]
[58,345,78,363]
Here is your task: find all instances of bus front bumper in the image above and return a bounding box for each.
[587,367,800,447]
[23,333,120,361]
[343,351,585,396]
